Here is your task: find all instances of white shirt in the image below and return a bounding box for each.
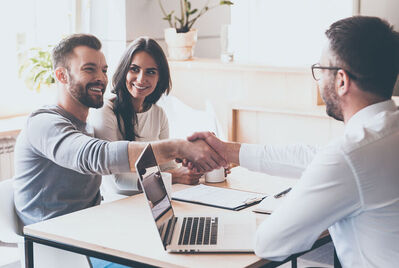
[240,100,399,267]
[88,98,176,195]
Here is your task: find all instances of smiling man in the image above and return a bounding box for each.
[13,34,226,227]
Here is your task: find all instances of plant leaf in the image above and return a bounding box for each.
[33,70,46,83]
[18,45,54,92]
[174,15,183,24]
[220,1,234,5]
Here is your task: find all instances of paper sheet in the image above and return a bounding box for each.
[172,184,266,210]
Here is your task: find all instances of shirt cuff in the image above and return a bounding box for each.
[239,143,265,172]
[108,141,131,173]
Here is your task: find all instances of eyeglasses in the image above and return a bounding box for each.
[311,63,340,81]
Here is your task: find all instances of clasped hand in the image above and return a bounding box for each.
[176,132,227,173]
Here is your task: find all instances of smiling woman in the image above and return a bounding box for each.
[88,37,204,197]
[125,51,160,112]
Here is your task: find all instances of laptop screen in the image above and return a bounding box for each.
[136,144,174,222]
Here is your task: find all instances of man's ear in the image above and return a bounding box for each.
[54,67,68,84]
[336,69,350,97]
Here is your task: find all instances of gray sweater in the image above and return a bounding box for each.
[13,105,131,225]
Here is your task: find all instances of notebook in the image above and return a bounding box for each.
[172,184,266,211]
[135,144,257,253]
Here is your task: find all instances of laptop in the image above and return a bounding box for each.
[135,144,256,253]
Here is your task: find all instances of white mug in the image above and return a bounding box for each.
[205,167,226,183]
[160,172,172,198]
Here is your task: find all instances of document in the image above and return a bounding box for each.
[172,184,266,211]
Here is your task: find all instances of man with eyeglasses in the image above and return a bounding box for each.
[187,16,399,266]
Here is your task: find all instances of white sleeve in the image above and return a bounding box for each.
[89,103,140,193]
[158,106,170,140]
[254,145,361,261]
[158,106,177,171]
[239,143,320,178]
[89,102,123,142]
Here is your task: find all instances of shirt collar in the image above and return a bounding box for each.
[345,99,397,134]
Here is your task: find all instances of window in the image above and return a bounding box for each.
[230,0,353,67]
[0,0,76,117]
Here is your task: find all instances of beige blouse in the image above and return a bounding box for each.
[88,97,176,196]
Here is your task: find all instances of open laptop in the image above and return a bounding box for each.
[135,144,256,253]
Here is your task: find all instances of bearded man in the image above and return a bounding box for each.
[13,34,226,226]
[187,16,399,267]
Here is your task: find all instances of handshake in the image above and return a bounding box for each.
[176,131,240,173]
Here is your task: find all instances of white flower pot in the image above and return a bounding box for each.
[164,28,198,60]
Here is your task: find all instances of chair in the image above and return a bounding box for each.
[0,179,22,267]
[0,179,90,268]
[157,95,225,139]
[0,179,23,244]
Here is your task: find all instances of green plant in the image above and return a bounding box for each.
[18,45,55,92]
[158,0,233,33]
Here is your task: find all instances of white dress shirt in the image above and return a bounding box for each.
[240,100,399,267]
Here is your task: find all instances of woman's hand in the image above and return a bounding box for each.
[224,163,237,176]
[167,167,204,185]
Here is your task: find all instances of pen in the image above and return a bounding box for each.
[274,187,292,198]
[243,197,264,205]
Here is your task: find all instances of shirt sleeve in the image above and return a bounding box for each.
[158,106,170,140]
[89,104,142,192]
[239,143,319,178]
[158,106,177,171]
[89,101,122,142]
[254,145,361,261]
[26,112,131,175]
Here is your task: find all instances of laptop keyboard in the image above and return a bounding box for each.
[178,217,218,245]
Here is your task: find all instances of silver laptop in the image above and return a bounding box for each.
[135,144,256,253]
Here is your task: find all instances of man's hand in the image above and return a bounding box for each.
[178,139,227,172]
[187,132,241,165]
[187,132,227,160]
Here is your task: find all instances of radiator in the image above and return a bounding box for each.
[0,137,16,181]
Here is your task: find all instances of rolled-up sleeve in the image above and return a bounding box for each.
[239,143,319,178]
[27,113,131,175]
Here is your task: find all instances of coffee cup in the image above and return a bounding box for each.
[205,167,226,183]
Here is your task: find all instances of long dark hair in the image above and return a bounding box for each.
[112,37,171,141]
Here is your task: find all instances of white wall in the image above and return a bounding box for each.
[230,0,353,67]
[84,0,230,94]
[125,0,231,58]
[359,0,399,30]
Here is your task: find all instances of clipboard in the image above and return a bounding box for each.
[171,184,266,211]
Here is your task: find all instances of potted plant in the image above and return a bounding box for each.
[158,0,233,60]
[18,46,55,92]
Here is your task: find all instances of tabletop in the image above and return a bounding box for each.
[24,167,298,268]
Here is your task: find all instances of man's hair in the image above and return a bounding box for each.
[52,34,102,69]
[326,16,399,99]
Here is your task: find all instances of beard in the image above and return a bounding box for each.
[68,72,104,109]
[321,80,344,122]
